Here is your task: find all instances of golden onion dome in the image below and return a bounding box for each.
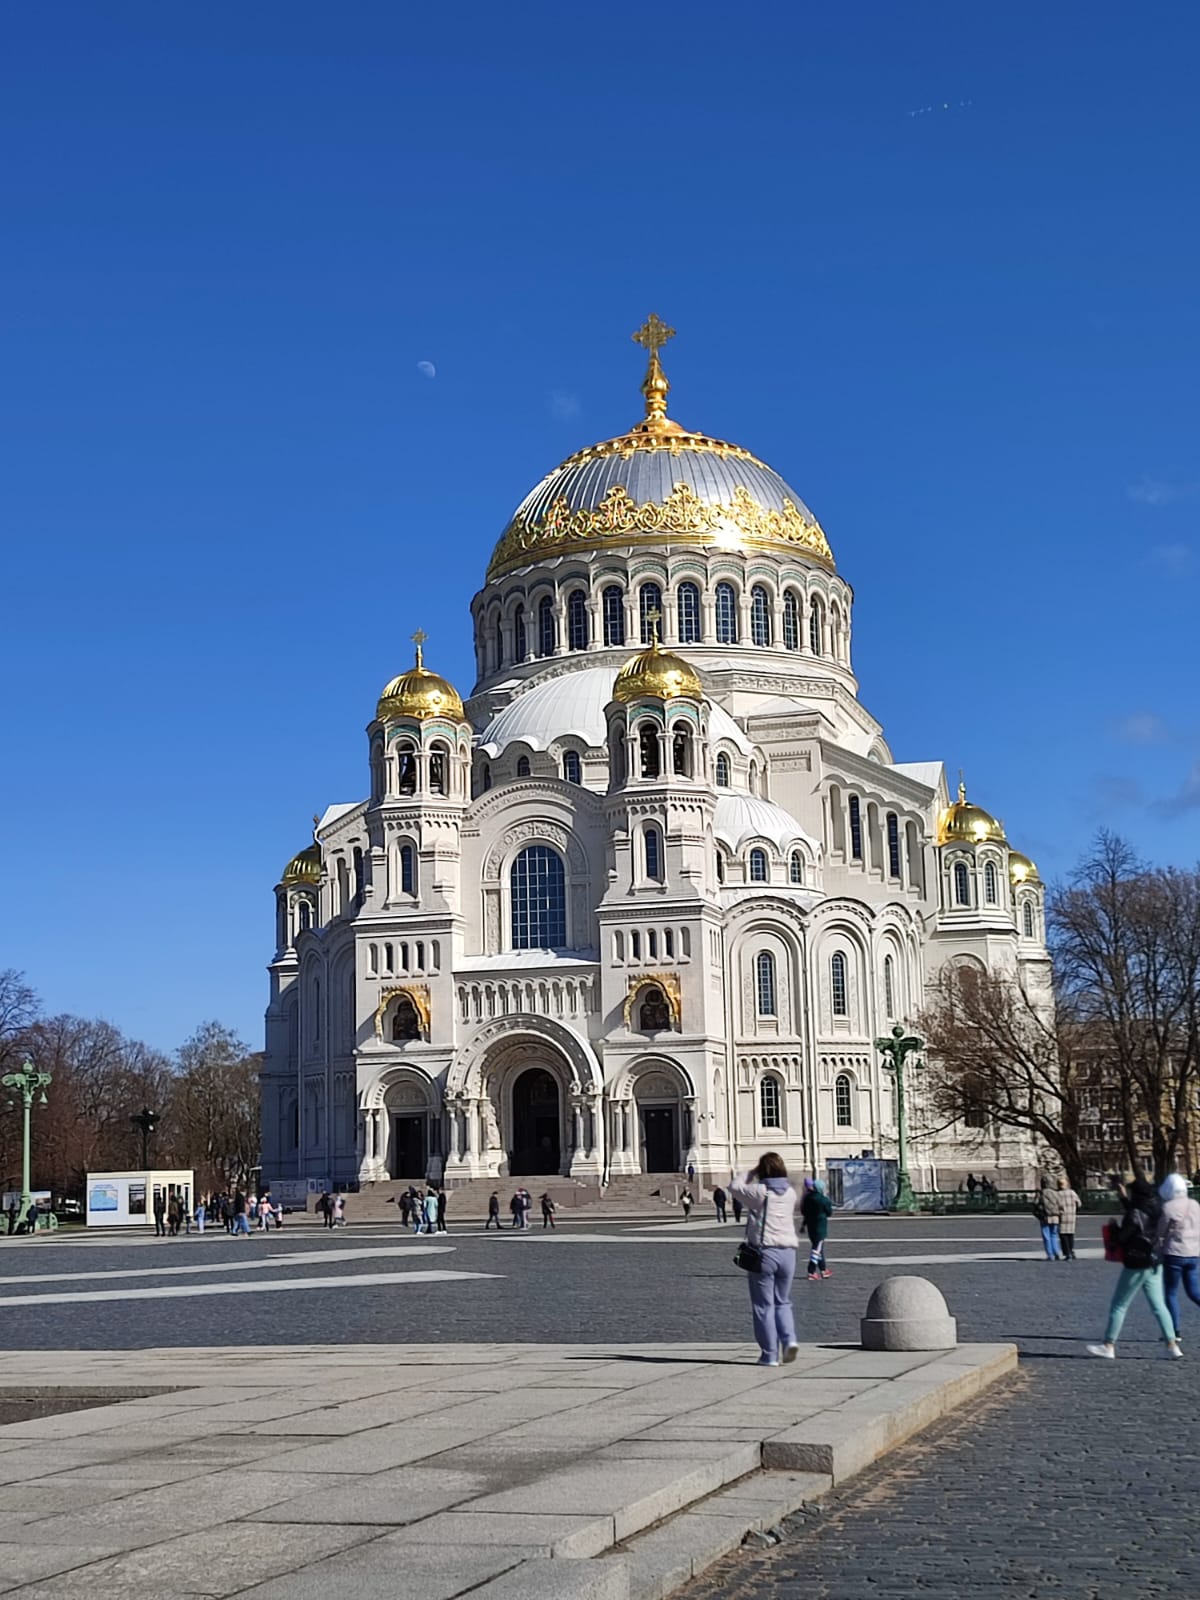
[613,635,703,704]
[377,632,464,723]
[1008,850,1041,886]
[937,782,1006,846]
[486,317,834,581]
[281,844,321,887]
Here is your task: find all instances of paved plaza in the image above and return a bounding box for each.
[0,1210,1194,1598]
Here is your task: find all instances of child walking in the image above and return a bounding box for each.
[800,1177,833,1280]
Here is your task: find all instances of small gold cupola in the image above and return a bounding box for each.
[613,627,703,705]
[280,844,321,887]
[937,781,1006,845]
[1008,850,1041,886]
[377,630,465,723]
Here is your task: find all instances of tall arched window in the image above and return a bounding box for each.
[715,582,738,644]
[954,862,971,906]
[984,861,998,904]
[789,850,804,885]
[562,750,582,785]
[715,850,726,884]
[602,585,625,646]
[639,582,663,644]
[538,595,556,657]
[1023,900,1035,938]
[759,1075,782,1128]
[715,752,731,787]
[400,844,416,896]
[297,899,312,932]
[566,589,588,651]
[755,951,777,1015]
[835,1073,853,1127]
[750,585,772,646]
[783,590,800,651]
[638,721,660,778]
[516,755,531,779]
[830,952,848,1016]
[489,609,503,669]
[644,826,663,881]
[510,845,567,950]
[514,605,527,662]
[809,597,824,656]
[887,813,901,878]
[848,795,863,860]
[749,848,769,883]
[352,845,364,900]
[677,581,701,644]
[883,953,895,1019]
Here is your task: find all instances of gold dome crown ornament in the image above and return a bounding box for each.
[613,623,703,705]
[281,844,321,886]
[377,630,465,723]
[1008,850,1041,886]
[937,781,1006,846]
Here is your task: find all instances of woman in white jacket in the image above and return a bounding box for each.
[731,1153,800,1367]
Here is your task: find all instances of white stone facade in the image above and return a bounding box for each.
[261,364,1048,1194]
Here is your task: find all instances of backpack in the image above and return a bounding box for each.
[1117,1205,1160,1268]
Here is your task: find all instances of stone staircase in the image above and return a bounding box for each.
[343,1171,694,1223]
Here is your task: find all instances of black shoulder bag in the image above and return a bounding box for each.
[733,1198,767,1273]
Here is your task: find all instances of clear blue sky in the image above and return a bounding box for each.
[3,3,1197,1051]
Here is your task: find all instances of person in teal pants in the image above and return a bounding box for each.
[1088,1178,1182,1360]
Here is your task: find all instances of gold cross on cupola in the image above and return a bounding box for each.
[644,605,663,645]
[632,314,677,427]
[411,628,428,668]
[632,314,676,359]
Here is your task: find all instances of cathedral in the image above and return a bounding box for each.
[261,319,1047,1196]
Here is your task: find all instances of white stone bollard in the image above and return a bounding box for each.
[860,1275,957,1351]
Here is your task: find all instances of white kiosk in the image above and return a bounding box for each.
[86,1169,195,1228]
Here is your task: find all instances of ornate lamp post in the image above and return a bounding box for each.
[2,1057,52,1220]
[130,1106,159,1171]
[875,1023,924,1214]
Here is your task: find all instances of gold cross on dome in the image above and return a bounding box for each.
[632,314,676,357]
[411,628,428,667]
[645,605,663,643]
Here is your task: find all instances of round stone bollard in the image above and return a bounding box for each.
[860,1275,957,1351]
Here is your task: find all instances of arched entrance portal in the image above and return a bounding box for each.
[383,1079,431,1180]
[511,1068,561,1176]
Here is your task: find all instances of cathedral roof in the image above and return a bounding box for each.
[486,317,834,581]
[714,793,820,856]
[476,665,751,757]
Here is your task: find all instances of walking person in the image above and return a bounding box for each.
[1157,1174,1200,1340]
[399,1191,412,1229]
[731,1153,800,1367]
[731,1191,743,1226]
[316,1191,331,1230]
[436,1188,447,1234]
[422,1189,438,1235]
[153,1191,167,1238]
[1056,1177,1081,1260]
[713,1185,727,1223]
[1087,1178,1182,1359]
[486,1192,501,1229]
[519,1188,533,1231]
[509,1192,522,1229]
[1034,1177,1062,1261]
[540,1192,556,1229]
[800,1177,833,1279]
[232,1189,251,1236]
[195,1197,206,1235]
[333,1194,346,1228]
[680,1188,693,1222]
[410,1188,424,1235]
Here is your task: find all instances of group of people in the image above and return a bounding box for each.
[963,1173,998,1200]
[398,1187,445,1233]
[1031,1176,1081,1260]
[486,1189,556,1229]
[1088,1173,1200,1360]
[314,1191,347,1229]
[153,1189,285,1236]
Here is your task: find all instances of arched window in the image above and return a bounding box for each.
[848,795,863,860]
[562,750,582,785]
[954,862,971,906]
[715,582,738,644]
[370,740,384,800]
[809,597,824,656]
[631,930,641,960]
[639,582,663,644]
[715,751,731,787]
[297,899,312,932]
[566,589,588,651]
[750,585,772,646]
[400,844,416,896]
[391,998,420,1042]
[835,1073,853,1126]
[397,742,418,796]
[429,743,449,796]
[352,846,364,900]
[603,585,625,646]
[755,950,777,1015]
[759,1075,782,1128]
[639,985,672,1032]
[677,581,701,644]
[749,848,768,883]
[1023,900,1035,938]
[749,761,759,797]
[715,850,726,884]
[538,595,556,657]
[984,861,999,904]
[514,605,527,662]
[516,755,531,779]
[830,952,848,1016]
[482,763,492,792]
[511,845,567,950]
[887,813,901,878]
[644,826,663,881]
[672,726,693,776]
[664,928,675,958]
[638,721,660,779]
[789,850,804,885]
[783,590,800,651]
[647,929,658,959]
[883,954,895,1019]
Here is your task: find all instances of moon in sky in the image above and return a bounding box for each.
[416,360,436,379]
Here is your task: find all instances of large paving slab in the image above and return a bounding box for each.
[0,1341,1015,1599]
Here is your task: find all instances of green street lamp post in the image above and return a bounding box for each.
[2,1056,52,1221]
[875,1023,923,1214]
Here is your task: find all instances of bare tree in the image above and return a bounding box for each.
[170,1022,260,1191]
